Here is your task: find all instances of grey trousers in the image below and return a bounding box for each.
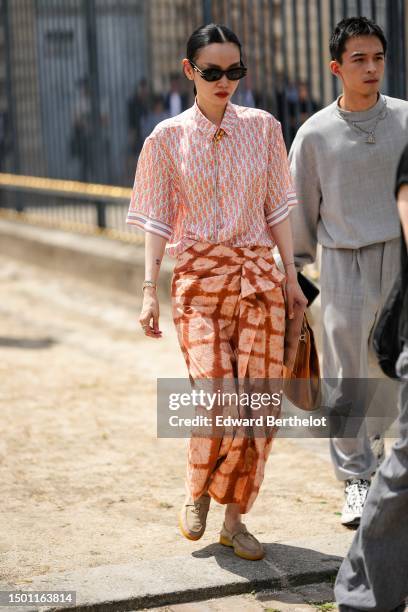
[320,239,400,481]
[334,344,408,611]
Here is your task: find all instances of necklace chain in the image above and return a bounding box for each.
[339,97,387,144]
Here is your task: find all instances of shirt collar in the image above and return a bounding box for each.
[192,97,238,140]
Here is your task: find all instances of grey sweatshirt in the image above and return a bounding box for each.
[288,94,408,269]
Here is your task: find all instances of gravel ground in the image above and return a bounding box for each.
[1,254,354,588]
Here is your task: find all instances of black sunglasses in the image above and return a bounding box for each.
[189,60,247,82]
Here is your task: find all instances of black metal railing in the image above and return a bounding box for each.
[0,173,139,241]
[0,0,406,235]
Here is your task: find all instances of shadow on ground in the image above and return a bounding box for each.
[0,336,57,349]
[192,541,341,591]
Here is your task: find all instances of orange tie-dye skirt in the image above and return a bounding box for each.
[171,241,286,514]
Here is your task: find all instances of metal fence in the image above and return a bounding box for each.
[0,0,406,237]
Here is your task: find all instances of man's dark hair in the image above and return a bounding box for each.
[329,16,387,63]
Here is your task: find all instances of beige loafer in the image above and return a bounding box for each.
[178,493,211,541]
[219,522,265,560]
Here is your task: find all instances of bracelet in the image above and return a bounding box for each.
[283,261,296,269]
[142,280,157,291]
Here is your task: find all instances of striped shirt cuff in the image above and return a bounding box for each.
[126,211,173,239]
[287,190,298,208]
[266,191,298,227]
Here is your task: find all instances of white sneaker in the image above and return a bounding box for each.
[341,478,371,527]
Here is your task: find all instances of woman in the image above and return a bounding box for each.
[127,24,307,561]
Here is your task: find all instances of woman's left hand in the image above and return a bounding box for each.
[284,267,308,319]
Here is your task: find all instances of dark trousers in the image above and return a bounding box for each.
[334,343,408,611]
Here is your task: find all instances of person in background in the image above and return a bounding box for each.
[289,16,408,527]
[140,95,169,141]
[163,73,189,117]
[335,141,408,612]
[232,73,257,107]
[128,78,151,158]
[288,81,320,140]
[71,77,110,183]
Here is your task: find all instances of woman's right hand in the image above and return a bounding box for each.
[139,288,162,338]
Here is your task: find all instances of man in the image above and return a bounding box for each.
[289,17,408,526]
[334,144,408,612]
[128,78,151,158]
[163,73,189,117]
[140,95,169,141]
[288,81,321,141]
[71,77,110,183]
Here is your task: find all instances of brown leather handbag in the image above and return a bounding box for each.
[283,309,321,411]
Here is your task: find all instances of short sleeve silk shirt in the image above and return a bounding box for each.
[127,98,297,258]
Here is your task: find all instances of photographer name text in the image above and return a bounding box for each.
[168,415,327,427]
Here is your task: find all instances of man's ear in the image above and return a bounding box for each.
[330,60,341,77]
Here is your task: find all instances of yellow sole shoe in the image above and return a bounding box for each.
[178,514,204,541]
[219,524,265,561]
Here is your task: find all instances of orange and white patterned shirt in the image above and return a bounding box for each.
[126,98,297,258]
